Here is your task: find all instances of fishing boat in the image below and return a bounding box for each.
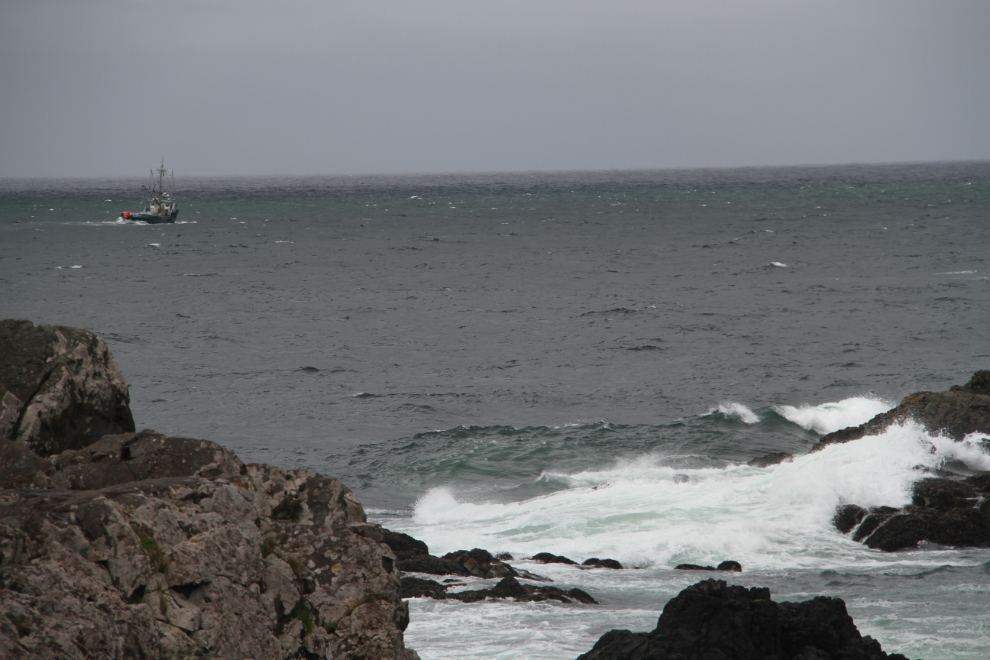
[121,159,178,223]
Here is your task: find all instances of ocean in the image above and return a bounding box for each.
[2,162,989,659]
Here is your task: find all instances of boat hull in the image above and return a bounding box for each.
[122,210,178,224]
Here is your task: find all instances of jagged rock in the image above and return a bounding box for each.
[582,558,623,569]
[852,506,901,543]
[748,452,794,468]
[674,561,742,572]
[911,477,979,508]
[833,504,868,534]
[0,431,418,659]
[441,548,517,578]
[576,578,906,660]
[0,319,134,456]
[383,530,430,560]
[450,576,598,605]
[400,576,449,600]
[532,552,578,565]
[864,508,990,552]
[813,370,990,452]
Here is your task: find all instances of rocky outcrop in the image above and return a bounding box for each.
[0,319,134,456]
[812,370,990,452]
[0,320,418,660]
[0,430,419,660]
[576,578,908,660]
[820,372,990,551]
[675,560,742,572]
[831,477,990,551]
[401,575,598,605]
[582,558,623,569]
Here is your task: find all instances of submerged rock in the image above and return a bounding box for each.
[747,452,794,468]
[576,578,907,660]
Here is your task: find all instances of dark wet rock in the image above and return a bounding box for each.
[672,474,691,484]
[449,576,598,605]
[582,557,623,569]
[833,504,868,534]
[813,370,990,452]
[576,578,904,660]
[397,554,470,577]
[674,561,742,572]
[864,508,990,551]
[401,576,449,600]
[0,319,134,456]
[495,552,513,561]
[965,473,990,492]
[442,548,518,579]
[911,477,979,508]
[852,507,901,542]
[748,452,794,468]
[383,529,430,560]
[532,552,578,565]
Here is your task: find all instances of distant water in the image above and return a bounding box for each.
[2,163,989,659]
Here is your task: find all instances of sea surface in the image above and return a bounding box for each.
[2,162,989,659]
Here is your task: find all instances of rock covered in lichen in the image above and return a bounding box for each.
[0,319,134,456]
[0,431,419,660]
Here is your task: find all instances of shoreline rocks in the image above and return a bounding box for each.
[576,578,909,660]
[1,320,418,660]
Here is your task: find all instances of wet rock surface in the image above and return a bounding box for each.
[576,578,908,660]
[803,371,990,552]
[675,560,742,572]
[401,575,598,605]
[813,370,990,452]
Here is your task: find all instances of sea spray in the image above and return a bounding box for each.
[395,422,987,571]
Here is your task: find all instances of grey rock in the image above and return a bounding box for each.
[0,319,134,456]
[0,441,420,660]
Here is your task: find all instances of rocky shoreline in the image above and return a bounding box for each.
[2,319,987,659]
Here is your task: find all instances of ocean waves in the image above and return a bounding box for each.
[381,420,990,572]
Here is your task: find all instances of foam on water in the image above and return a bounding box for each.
[710,402,760,424]
[775,396,893,434]
[394,422,989,572]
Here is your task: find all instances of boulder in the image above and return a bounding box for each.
[0,319,134,456]
[576,578,907,660]
[532,552,578,565]
[0,435,419,660]
[383,530,430,560]
[582,558,623,570]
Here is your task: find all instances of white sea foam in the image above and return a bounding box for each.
[775,396,893,434]
[710,402,760,424]
[398,422,986,573]
[770,261,788,268]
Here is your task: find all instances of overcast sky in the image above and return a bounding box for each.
[2,0,989,178]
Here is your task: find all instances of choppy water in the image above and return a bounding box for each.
[2,162,990,659]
